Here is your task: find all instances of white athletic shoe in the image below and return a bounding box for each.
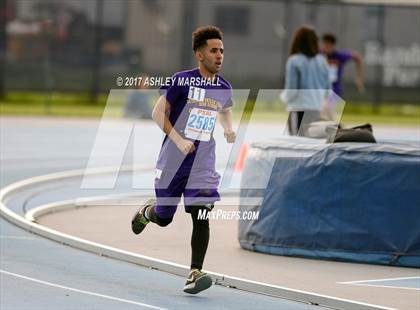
[183,269,212,294]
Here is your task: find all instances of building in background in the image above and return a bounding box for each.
[2,0,420,103]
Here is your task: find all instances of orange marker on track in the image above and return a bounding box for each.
[234,143,249,172]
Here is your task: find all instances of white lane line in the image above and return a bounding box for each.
[0,235,38,240]
[338,276,420,291]
[0,269,167,310]
[337,282,420,291]
[338,276,420,284]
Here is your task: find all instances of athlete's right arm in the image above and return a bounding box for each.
[152,95,195,155]
[351,51,365,93]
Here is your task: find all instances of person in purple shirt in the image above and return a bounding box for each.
[321,33,365,97]
[131,26,235,294]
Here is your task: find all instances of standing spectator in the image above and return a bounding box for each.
[281,26,330,135]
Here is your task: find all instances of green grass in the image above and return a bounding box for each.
[4,91,108,105]
[1,91,419,125]
[0,91,119,118]
[237,111,419,126]
[0,103,115,117]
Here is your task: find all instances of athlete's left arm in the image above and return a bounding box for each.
[351,51,365,93]
[218,107,236,143]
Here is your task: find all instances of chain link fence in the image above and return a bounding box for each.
[1,0,419,104]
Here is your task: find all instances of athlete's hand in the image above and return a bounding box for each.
[224,130,236,143]
[355,76,365,93]
[176,138,196,155]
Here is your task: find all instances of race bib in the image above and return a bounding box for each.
[188,86,205,102]
[328,64,338,83]
[184,108,217,142]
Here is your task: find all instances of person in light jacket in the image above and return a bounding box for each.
[281,26,331,136]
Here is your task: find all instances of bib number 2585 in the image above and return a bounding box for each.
[185,108,217,142]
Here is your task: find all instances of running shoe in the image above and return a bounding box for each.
[131,199,155,235]
[183,269,212,294]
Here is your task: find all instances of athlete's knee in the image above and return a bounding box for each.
[191,205,213,227]
[154,215,173,227]
[147,205,173,227]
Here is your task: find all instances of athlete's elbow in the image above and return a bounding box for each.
[151,107,159,123]
[151,103,162,123]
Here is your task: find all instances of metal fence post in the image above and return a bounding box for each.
[91,0,104,103]
[373,5,385,112]
[0,0,7,100]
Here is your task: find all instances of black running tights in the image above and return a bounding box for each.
[190,206,211,270]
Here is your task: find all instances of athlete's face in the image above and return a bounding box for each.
[321,41,335,54]
[196,39,224,75]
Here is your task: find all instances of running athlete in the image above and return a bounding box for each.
[321,33,365,97]
[131,25,235,294]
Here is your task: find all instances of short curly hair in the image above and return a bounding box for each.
[192,26,223,52]
[322,33,337,44]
